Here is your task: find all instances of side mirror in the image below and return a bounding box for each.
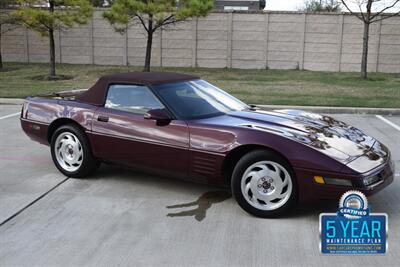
[144,108,171,123]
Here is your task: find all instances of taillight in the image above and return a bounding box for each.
[21,102,29,119]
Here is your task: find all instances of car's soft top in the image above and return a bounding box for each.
[77,72,199,106]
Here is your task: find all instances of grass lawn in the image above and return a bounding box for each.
[0,62,399,108]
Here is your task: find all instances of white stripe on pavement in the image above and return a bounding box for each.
[0,112,20,120]
[376,115,400,132]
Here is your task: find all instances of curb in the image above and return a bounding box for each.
[257,105,400,116]
[0,98,24,105]
[0,98,399,115]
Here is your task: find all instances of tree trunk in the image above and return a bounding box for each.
[0,27,3,70]
[0,49,3,70]
[361,22,370,80]
[49,28,56,77]
[48,0,56,78]
[143,14,153,72]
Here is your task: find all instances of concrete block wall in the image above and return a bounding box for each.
[92,11,126,65]
[60,23,92,64]
[2,10,399,73]
[231,13,266,69]
[267,13,304,69]
[379,17,400,72]
[197,13,230,68]
[161,20,193,67]
[340,16,380,72]
[304,14,340,71]
[1,25,28,63]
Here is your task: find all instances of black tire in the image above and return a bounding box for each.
[231,149,297,218]
[50,124,100,178]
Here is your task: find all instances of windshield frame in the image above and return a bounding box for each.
[151,79,250,120]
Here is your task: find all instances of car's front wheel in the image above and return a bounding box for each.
[51,124,100,178]
[231,150,297,217]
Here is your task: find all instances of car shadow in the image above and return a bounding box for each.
[90,164,338,220]
[166,191,232,222]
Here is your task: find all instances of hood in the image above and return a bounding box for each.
[226,108,387,164]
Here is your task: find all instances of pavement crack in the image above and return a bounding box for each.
[0,177,70,227]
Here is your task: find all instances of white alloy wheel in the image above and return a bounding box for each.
[54,132,83,172]
[240,160,293,211]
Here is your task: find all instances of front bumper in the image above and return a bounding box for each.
[295,159,395,202]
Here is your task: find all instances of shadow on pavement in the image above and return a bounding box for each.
[91,164,339,219]
[166,191,231,222]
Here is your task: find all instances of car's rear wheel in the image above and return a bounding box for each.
[51,124,100,178]
[231,150,297,217]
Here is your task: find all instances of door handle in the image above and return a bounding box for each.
[97,115,109,122]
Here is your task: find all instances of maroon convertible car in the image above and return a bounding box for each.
[21,72,394,217]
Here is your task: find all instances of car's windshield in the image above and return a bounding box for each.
[153,80,249,119]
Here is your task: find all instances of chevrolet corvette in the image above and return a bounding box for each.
[20,72,394,217]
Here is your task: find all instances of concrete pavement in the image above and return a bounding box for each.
[0,104,399,267]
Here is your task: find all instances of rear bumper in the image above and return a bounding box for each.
[20,118,50,145]
[296,159,395,202]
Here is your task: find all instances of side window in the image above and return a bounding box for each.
[105,84,164,115]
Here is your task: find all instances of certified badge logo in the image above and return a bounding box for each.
[338,190,369,219]
[320,190,388,254]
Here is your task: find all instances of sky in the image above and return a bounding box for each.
[266,0,400,12]
[266,0,305,11]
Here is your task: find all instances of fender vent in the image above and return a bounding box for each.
[192,156,217,177]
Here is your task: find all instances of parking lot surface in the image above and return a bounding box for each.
[0,104,399,267]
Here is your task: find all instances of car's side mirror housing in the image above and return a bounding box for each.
[144,108,171,124]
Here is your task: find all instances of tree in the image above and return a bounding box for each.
[303,0,341,12]
[12,0,93,78]
[0,0,19,70]
[340,0,400,79]
[103,0,214,72]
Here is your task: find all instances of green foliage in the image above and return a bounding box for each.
[12,0,93,36]
[103,0,214,33]
[303,0,341,12]
[103,0,213,71]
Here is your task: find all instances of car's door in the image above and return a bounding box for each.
[90,84,190,178]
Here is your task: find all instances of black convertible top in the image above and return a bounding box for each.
[77,72,199,106]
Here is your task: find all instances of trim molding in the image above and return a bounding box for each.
[88,131,225,156]
[21,118,50,126]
